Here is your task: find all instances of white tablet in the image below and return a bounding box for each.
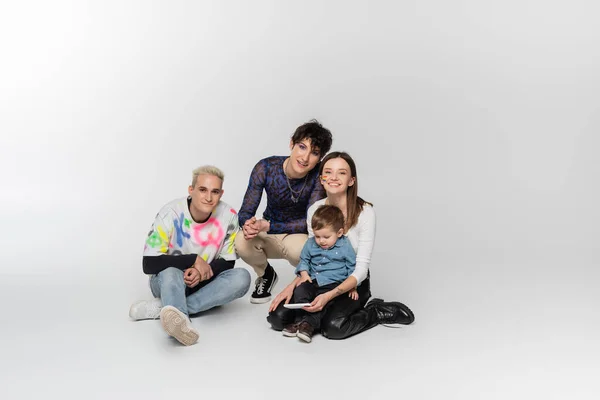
[283,303,312,309]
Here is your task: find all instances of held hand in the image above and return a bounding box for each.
[183,268,200,288]
[303,291,333,313]
[194,256,214,282]
[348,289,359,301]
[242,217,259,240]
[256,219,270,233]
[268,284,295,312]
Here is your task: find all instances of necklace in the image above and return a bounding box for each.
[284,158,309,203]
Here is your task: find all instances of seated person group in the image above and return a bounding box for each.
[129,120,415,346]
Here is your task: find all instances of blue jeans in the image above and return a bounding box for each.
[150,267,251,316]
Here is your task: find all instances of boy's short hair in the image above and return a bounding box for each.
[291,119,333,158]
[191,165,224,187]
[311,205,345,232]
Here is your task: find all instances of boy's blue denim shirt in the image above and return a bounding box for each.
[295,235,356,286]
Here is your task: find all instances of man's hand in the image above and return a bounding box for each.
[256,219,270,233]
[183,267,200,288]
[242,217,270,240]
[348,288,359,300]
[242,217,260,240]
[193,256,214,282]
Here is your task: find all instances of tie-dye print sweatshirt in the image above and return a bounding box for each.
[143,197,239,265]
[238,156,325,234]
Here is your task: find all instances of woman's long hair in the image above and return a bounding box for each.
[319,151,372,231]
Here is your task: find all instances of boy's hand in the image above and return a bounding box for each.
[296,271,312,287]
[348,288,359,300]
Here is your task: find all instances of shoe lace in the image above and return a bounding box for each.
[255,276,267,295]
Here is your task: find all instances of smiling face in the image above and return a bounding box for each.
[287,138,321,178]
[320,157,355,196]
[187,174,224,221]
[313,225,344,249]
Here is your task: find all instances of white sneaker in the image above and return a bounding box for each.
[129,298,162,320]
[159,306,199,346]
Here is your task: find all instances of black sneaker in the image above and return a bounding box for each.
[250,264,278,304]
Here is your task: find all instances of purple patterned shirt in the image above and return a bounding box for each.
[238,156,325,234]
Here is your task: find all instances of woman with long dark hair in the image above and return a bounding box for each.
[267,151,414,339]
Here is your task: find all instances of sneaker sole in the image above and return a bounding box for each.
[297,332,312,343]
[282,330,297,337]
[160,307,199,346]
[250,295,272,304]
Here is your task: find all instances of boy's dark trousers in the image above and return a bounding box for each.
[293,281,339,330]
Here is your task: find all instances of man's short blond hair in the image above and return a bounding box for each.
[191,165,225,187]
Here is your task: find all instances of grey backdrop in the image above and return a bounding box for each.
[1,1,598,398]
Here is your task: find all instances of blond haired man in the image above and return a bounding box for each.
[129,166,250,346]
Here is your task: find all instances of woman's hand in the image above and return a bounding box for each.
[303,291,334,313]
[268,283,295,312]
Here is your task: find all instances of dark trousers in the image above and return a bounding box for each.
[267,275,375,340]
[293,281,338,330]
